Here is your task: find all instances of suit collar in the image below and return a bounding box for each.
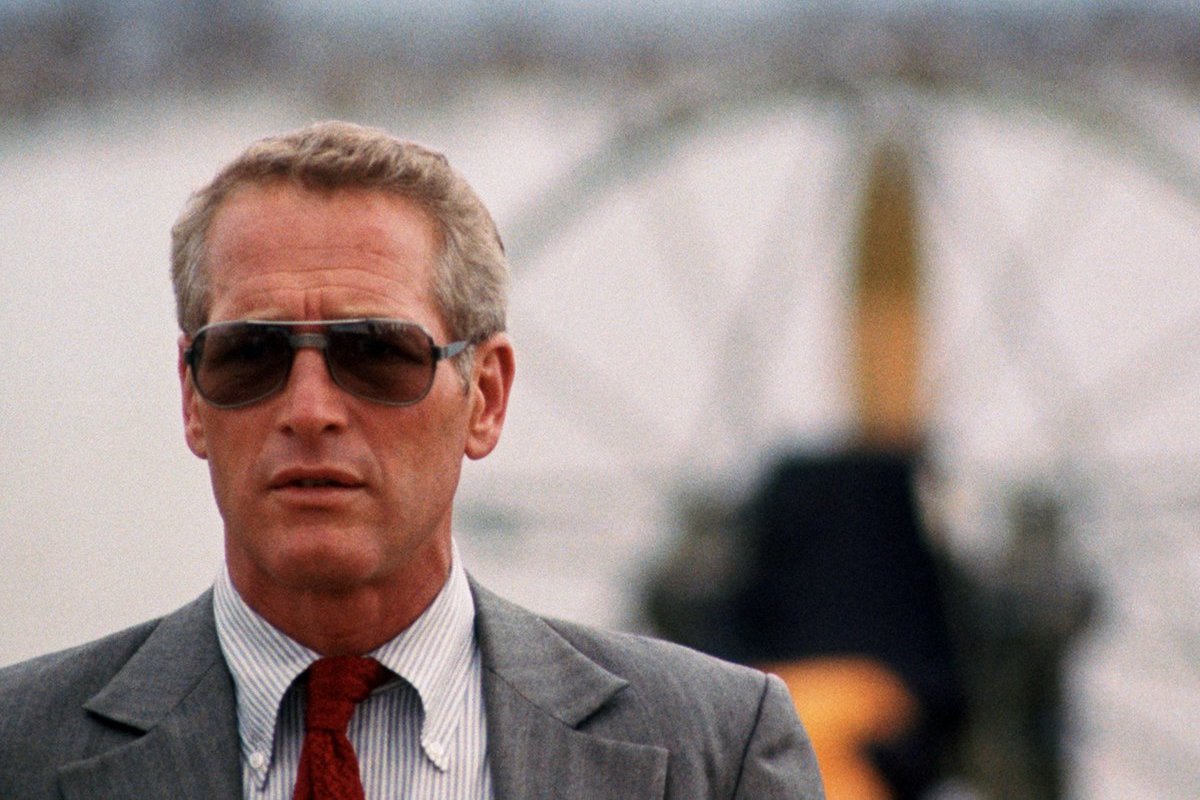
[83,590,228,730]
[60,591,242,799]
[471,580,668,799]
[57,580,668,799]
[471,580,627,726]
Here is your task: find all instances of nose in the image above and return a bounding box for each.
[276,346,349,436]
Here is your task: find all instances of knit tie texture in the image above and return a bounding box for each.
[293,656,387,800]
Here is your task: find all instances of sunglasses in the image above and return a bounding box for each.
[184,319,471,408]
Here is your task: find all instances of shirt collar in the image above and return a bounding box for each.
[367,552,477,770]
[213,545,478,775]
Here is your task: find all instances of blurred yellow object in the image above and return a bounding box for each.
[764,657,918,800]
[852,143,923,450]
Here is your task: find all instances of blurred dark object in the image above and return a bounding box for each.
[941,489,1097,799]
[647,455,1097,799]
[740,451,964,799]
[735,453,957,700]
[649,450,964,798]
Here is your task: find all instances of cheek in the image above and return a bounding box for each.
[374,411,467,496]
[205,446,243,515]
[200,420,261,514]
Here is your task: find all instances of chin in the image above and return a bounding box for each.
[283,545,383,588]
[250,529,387,594]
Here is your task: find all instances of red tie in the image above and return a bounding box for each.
[293,656,388,800]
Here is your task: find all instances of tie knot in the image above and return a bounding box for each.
[304,656,387,732]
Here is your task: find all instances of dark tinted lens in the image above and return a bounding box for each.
[326,320,435,404]
[192,324,292,407]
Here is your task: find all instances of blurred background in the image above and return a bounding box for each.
[2,1,1199,797]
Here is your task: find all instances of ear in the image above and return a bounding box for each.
[178,336,209,460]
[464,333,515,461]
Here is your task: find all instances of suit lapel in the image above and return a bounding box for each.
[57,592,242,800]
[471,581,668,800]
[54,581,669,798]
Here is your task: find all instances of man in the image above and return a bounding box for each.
[0,121,824,799]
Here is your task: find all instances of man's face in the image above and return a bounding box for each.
[179,182,510,608]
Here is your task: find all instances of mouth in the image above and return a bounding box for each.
[269,468,365,493]
[288,478,354,489]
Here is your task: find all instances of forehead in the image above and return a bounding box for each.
[203,182,443,324]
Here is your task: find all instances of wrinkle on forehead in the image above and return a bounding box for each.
[203,184,444,329]
[207,183,440,275]
[211,274,431,322]
[207,258,437,318]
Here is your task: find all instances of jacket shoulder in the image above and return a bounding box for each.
[0,618,163,796]
[473,579,775,723]
[0,617,162,715]
[0,591,237,799]
[539,614,823,798]
[545,615,768,703]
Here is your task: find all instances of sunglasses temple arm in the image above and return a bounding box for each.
[435,341,471,361]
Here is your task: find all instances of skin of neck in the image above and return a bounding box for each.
[226,533,454,657]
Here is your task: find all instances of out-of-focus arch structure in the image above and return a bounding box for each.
[4,3,1199,796]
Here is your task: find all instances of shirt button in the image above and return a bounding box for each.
[250,752,267,770]
[427,741,445,760]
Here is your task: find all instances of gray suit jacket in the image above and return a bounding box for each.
[0,582,823,799]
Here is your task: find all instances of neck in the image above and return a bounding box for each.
[227,541,453,656]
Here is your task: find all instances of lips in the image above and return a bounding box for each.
[269,467,365,491]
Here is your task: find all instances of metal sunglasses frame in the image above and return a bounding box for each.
[183,318,471,408]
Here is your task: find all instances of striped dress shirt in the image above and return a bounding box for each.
[213,550,493,799]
